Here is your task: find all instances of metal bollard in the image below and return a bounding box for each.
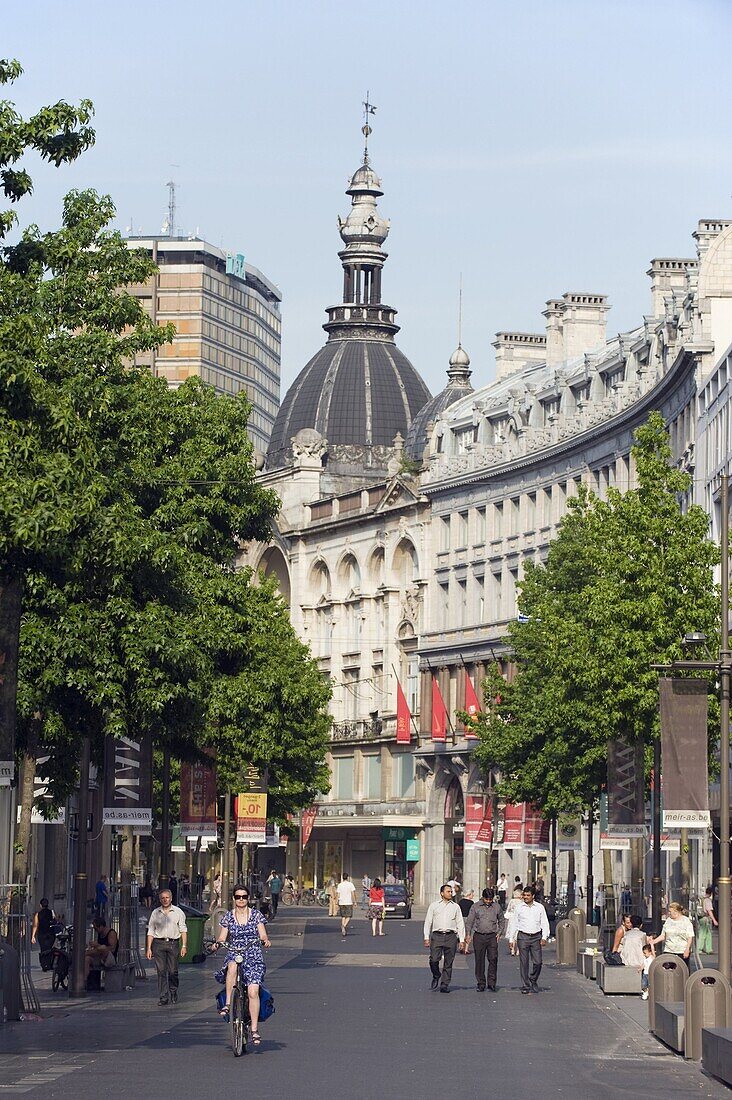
[684,969,732,1061]
[555,919,579,966]
[648,953,688,1033]
[568,906,586,944]
[0,941,21,1022]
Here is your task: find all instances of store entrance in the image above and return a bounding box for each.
[444,778,465,884]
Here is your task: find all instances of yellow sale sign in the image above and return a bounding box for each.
[236,792,268,843]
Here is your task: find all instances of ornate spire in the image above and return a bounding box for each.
[324,103,399,342]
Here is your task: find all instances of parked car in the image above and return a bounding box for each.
[383,883,412,919]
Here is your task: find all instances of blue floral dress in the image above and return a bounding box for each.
[215,908,267,986]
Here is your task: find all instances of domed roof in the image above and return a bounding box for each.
[404,345,473,461]
[266,338,431,470]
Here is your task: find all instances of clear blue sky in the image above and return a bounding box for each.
[7,0,732,397]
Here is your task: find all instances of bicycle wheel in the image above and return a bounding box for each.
[230,986,248,1056]
[52,961,61,992]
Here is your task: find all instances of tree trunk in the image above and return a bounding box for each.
[603,849,615,929]
[567,850,576,910]
[12,719,40,885]
[118,825,133,967]
[631,837,644,913]
[0,570,22,781]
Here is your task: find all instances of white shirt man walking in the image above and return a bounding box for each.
[423,883,466,993]
[146,888,187,1005]
[336,873,357,938]
[507,885,550,994]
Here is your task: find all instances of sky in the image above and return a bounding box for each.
[6,0,732,399]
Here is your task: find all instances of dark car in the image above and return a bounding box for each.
[383,883,412,919]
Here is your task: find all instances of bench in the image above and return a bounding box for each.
[654,1001,685,1052]
[702,1028,732,1084]
[102,963,135,992]
[576,951,599,979]
[597,959,642,994]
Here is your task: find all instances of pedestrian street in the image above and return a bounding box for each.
[0,911,727,1099]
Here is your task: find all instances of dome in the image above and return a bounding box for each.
[404,345,473,461]
[266,338,431,470]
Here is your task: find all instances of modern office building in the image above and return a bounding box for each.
[126,236,282,454]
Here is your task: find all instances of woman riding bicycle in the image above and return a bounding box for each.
[214,885,271,1045]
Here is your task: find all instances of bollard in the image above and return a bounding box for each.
[0,941,21,1022]
[568,906,586,944]
[556,919,579,966]
[648,953,688,1033]
[684,969,732,1061]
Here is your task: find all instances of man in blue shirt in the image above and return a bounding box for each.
[95,874,109,920]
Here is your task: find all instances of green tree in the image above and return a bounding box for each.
[471,412,719,817]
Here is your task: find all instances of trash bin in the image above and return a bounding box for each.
[0,941,21,1021]
[569,907,586,943]
[684,969,732,1061]
[648,953,688,1033]
[556,919,578,966]
[181,914,208,964]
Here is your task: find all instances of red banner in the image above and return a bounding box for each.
[464,672,480,740]
[431,678,447,742]
[523,805,551,849]
[502,803,525,846]
[179,751,217,833]
[465,795,492,848]
[302,806,317,848]
[396,679,411,744]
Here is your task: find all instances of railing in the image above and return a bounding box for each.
[0,883,40,1014]
[331,718,383,742]
[109,889,146,979]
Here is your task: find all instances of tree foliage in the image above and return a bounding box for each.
[471,413,719,815]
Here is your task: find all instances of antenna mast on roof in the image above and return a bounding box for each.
[458,273,463,348]
[165,179,176,237]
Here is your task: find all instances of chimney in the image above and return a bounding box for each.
[492,332,547,381]
[542,298,565,367]
[560,293,609,361]
[693,219,732,261]
[646,258,697,318]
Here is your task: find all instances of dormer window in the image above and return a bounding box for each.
[543,396,561,424]
[605,366,625,395]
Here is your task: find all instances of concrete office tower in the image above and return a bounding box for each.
[126,236,282,454]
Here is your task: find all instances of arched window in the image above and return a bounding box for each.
[258,547,291,605]
[310,560,331,599]
[392,539,418,587]
[368,546,385,588]
[337,552,361,595]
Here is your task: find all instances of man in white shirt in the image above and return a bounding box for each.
[336,873,357,938]
[507,885,550,994]
[423,883,466,993]
[145,888,188,1005]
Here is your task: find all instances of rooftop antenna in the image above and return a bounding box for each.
[362,92,376,163]
[458,273,463,347]
[162,166,180,236]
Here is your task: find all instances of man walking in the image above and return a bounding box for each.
[423,883,466,993]
[146,888,187,1005]
[337,873,357,938]
[507,885,550,994]
[465,888,504,991]
[267,870,282,917]
[496,873,508,910]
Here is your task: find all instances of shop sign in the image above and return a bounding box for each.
[382,826,418,841]
[406,838,420,861]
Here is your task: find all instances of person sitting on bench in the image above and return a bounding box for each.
[85,917,119,981]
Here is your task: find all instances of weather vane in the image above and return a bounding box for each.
[362,92,377,162]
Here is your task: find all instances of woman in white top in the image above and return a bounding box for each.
[504,887,523,956]
[698,887,718,954]
[648,902,694,961]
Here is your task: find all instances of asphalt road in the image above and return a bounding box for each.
[0,910,728,1099]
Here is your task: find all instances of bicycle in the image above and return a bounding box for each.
[51,926,72,992]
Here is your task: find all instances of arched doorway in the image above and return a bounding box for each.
[444,778,465,885]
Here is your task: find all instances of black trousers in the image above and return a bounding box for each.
[270,893,279,916]
[473,931,498,989]
[517,930,543,990]
[152,939,180,1001]
[429,931,458,989]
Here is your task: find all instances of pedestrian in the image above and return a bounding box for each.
[337,872,357,938]
[641,942,655,1000]
[504,885,523,956]
[180,873,190,903]
[31,898,57,971]
[610,913,633,956]
[145,888,188,1005]
[140,874,155,910]
[496,873,508,910]
[620,882,632,913]
[327,876,338,917]
[168,870,178,904]
[619,914,647,967]
[85,916,119,984]
[94,874,109,920]
[465,888,504,992]
[214,885,271,1045]
[513,875,523,893]
[423,883,466,993]
[507,885,550,994]
[593,885,605,927]
[648,901,694,962]
[267,870,282,917]
[209,873,222,913]
[458,890,475,921]
[368,877,386,936]
[384,870,396,885]
[698,886,718,954]
[534,876,545,903]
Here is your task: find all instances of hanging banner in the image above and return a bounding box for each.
[180,751,217,835]
[431,677,447,742]
[502,803,525,847]
[236,792,268,843]
[659,678,710,828]
[16,756,66,824]
[465,795,492,849]
[600,792,630,849]
[556,816,582,851]
[464,672,480,741]
[523,805,551,850]
[607,738,646,836]
[103,733,153,826]
[302,805,318,848]
[396,679,412,744]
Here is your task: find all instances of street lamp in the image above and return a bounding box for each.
[651,473,731,977]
